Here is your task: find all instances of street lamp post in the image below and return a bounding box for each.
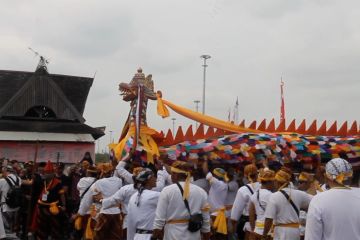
[171,118,176,135]
[200,54,211,115]
[194,100,200,129]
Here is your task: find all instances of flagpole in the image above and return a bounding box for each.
[280,77,286,123]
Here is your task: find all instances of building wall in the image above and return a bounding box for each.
[0,141,94,163]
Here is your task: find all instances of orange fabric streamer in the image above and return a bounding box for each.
[157,96,262,134]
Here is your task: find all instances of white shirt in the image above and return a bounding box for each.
[206,172,227,213]
[153,182,211,240]
[305,188,360,240]
[92,176,123,214]
[231,182,261,220]
[250,188,272,235]
[114,162,168,191]
[115,161,134,185]
[156,167,172,189]
[193,178,210,193]
[77,177,96,197]
[265,187,312,240]
[225,179,239,206]
[78,185,97,216]
[0,174,22,212]
[102,184,136,215]
[127,189,160,240]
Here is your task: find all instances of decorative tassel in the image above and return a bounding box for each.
[49,202,59,215]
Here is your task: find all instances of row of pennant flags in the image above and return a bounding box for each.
[160,132,360,166]
[120,120,360,166]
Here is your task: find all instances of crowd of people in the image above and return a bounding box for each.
[0,152,359,240]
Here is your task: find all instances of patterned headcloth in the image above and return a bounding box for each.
[213,168,229,182]
[275,166,292,183]
[135,168,154,183]
[258,168,275,182]
[325,158,353,184]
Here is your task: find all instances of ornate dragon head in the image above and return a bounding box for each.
[119,68,157,101]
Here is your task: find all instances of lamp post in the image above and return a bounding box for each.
[171,118,176,135]
[200,54,211,115]
[194,100,200,129]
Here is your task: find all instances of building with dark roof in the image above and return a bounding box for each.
[0,63,104,163]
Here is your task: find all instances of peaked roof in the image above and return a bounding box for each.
[0,69,93,117]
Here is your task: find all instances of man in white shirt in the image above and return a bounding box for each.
[249,168,275,240]
[73,166,98,239]
[231,164,260,240]
[152,161,211,240]
[115,159,171,191]
[202,159,229,238]
[127,168,160,240]
[262,167,312,240]
[96,167,143,239]
[92,163,123,240]
[0,165,22,239]
[305,158,360,240]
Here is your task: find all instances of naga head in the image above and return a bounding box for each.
[119,68,157,101]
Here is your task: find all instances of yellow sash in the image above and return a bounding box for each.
[212,207,227,235]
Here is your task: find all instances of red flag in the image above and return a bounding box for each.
[280,79,286,122]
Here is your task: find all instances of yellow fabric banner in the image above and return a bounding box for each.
[157,96,262,134]
[112,125,160,163]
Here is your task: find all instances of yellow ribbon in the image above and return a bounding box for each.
[171,167,191,200]
[74,216,82,231]
[212,207,227,235]
[156,93,170,118]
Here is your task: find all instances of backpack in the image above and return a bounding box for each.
[4,176,23,209]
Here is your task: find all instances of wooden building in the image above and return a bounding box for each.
[0,63,104,163]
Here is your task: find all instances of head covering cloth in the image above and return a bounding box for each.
[212,168,229,182]
[258,168,275,182]
[134,168,154,206]
[244,164,258,183]
[171,161,192,201]
[325,158,353,185]
[298,172,314,182]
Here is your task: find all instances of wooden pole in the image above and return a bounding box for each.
[26,140,39,232]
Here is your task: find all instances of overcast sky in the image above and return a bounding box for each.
[1,0,359,152]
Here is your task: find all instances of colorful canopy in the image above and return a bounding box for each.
[160,133,360,166]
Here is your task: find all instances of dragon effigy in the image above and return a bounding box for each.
[113,69,360,168]
[113,68,162,163]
